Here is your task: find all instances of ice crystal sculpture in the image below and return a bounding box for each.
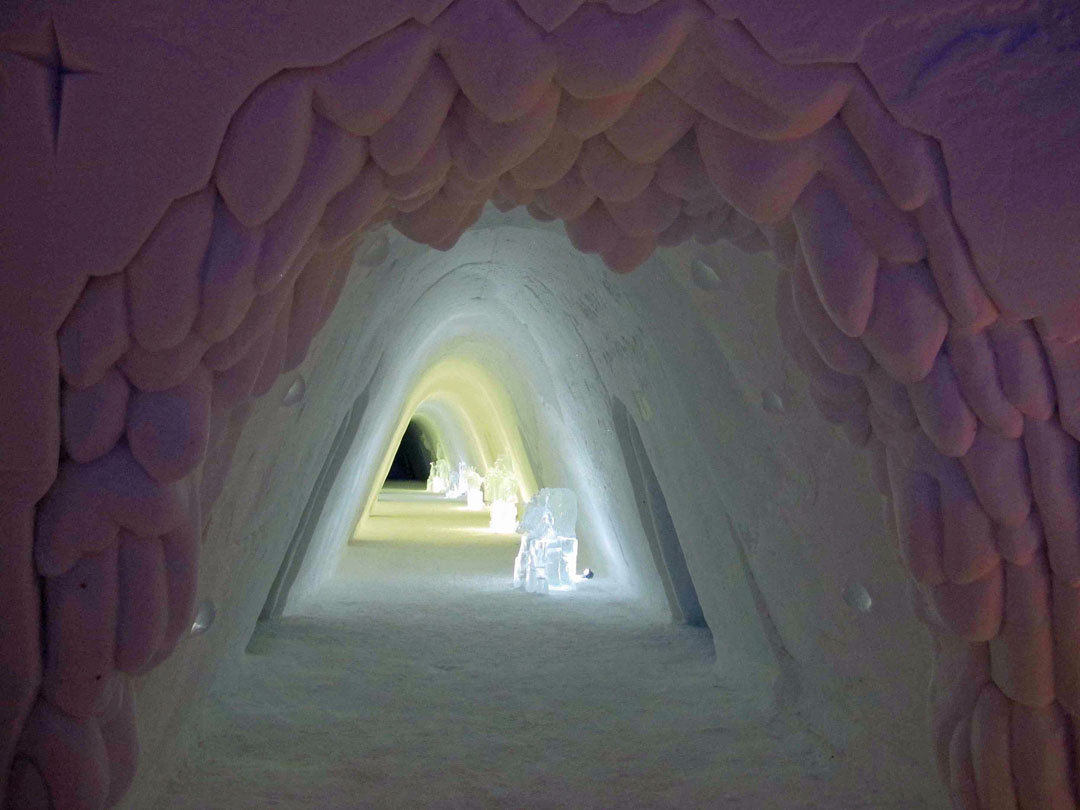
[465,468,485,510]
[426,457,451,494]
[514,488,579,593]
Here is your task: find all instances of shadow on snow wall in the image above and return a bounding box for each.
[259,388,371,621]
[611,396,706,627]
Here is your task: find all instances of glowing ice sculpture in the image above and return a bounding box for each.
[514,488,579,593]
[446,462,461,497]
[426,457,451,494]
[465,468,485,510]
[446,461,471,498]
[447,461,485,510]
[485,455,519,532]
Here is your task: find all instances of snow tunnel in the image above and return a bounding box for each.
[2,2,1079,808]
[259,221,694,620]
[116,212,942,808]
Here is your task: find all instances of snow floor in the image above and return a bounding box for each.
[158,483,920,809]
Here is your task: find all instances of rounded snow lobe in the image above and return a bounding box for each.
[282,376,306,406]
[190,600,217,636]
[843,582,873,613]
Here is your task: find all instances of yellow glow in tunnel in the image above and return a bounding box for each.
[352,353,538,544]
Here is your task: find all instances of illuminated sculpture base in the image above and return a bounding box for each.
[489,500,518,533]
[485,455,519,530]
[514,535,579,594]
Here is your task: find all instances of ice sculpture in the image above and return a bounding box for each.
[465,468,485,511]
[446,461,484,510]
[446,460,470,498]
[445,461,460,497]
[426,457,451,494]
[514,488,579,594]
[485,455,519,532]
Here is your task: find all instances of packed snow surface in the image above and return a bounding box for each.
[158,485,922,809]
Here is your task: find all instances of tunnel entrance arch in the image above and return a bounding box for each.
[2,2,1077,806]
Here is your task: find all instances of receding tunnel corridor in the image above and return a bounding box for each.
[154,330,919,808]
[101,218,943,809]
